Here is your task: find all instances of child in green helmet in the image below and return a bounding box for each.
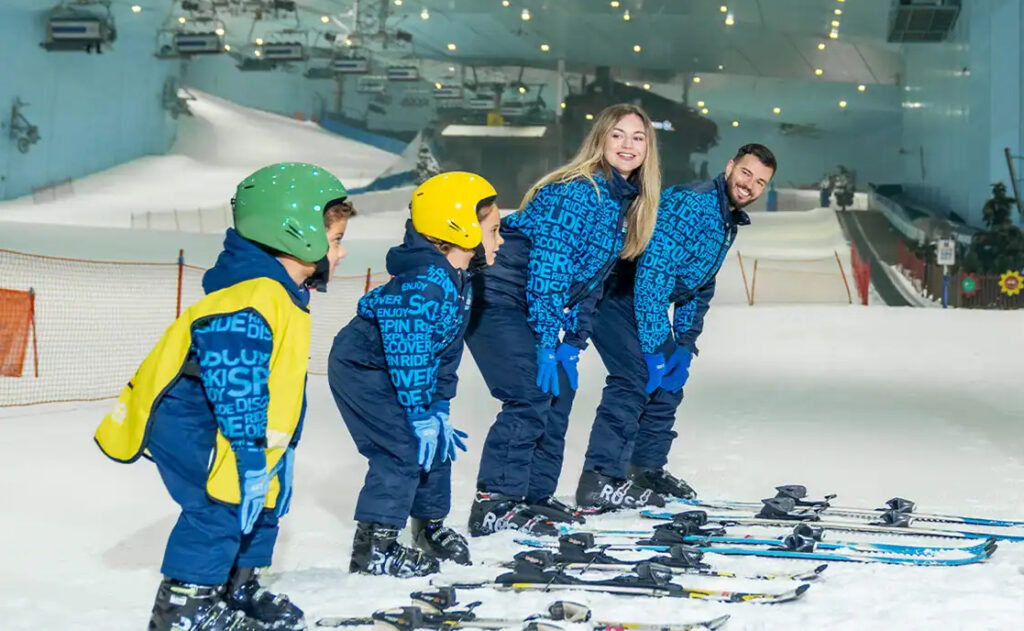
[95,163,355,631]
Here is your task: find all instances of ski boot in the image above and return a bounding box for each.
[575,470,665,514]
[350,522,440,577]
[468,491,559,537]
[148,577,264,631]
[527,496,586,525]
[225,567,305,630]
[410,518,472,566]
[627,465,697,499]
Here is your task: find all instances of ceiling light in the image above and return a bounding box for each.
[818,42,826,50]
[540,43,550,52]
[772,106,781,114]
[421,8,429,19]
[829,29,839,39]
[858,84,867,92]
[585,113,595,120]
[254,49,262,57]
[610,1,620,7]
[560,102,566,109]
[693,75,701,83]
[625,81,632,86]
[725,13,734,26]
[502,0,509,6]
[395,0,402,4]
[633,44,642,53]
[839,100,847,108]
[718,64,724,70]
[344,37,352,46]
[623,10,630,21]
[732,120,739,127]
[814,68,823,76]
[701,107,709,114]
[435,82,442,90]
[835,8,842,15]
[255,37,264,45]
[321,15,330,23]
[223,44,231,51]
[130,5,141,13]
[831,20,840,27]
[720,5,728,13]
[448,66,455,72]
[518,86,527,94]
[447,42,457,50]
[697,100,705,107]
[521,8,530,20]
[643,83,651,90]
[178,16,186,24]
[215,27,225,36]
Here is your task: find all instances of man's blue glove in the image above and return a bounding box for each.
[407,409,441,472]
[236,447,270,535]
[643,353,667,394]
[536,347,560,396]
[555,343,581,391]
[432,400,468,463]
[661,348,693,393]
[273,447,295,519]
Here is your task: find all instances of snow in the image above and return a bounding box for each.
[2,95,1024,630]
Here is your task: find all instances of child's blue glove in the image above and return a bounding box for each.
[643,352,667,394]
[273,447,295,519]
[235,447,270,535]
[661,348,693,393]
[432,400,468,463]
[555,343,581,391]
[536,347,560,396]
[407,409,442,472]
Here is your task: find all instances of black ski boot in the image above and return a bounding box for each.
[148,577,264,631]
[225,567,305,630]
[575,470,665,514]
[411,518,472,566]
[468,491,559,537]
[349,522,440,577]
[528,496,586,525]
[628,465,697,499]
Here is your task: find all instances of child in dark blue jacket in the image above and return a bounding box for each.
[328,172,501,577]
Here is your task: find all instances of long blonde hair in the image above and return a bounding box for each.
[520,103,661,260]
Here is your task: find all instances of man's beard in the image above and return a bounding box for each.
[726,177,757,209]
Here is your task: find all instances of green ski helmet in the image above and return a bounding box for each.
[232,162,348,263]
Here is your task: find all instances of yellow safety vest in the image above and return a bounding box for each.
[95,277,310,508]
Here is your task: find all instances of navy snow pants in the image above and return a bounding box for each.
[147,377,278,586]
[466,303,576,502]
[328,325,451,527]
[583,275,685,479]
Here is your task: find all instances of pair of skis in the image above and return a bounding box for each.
[316,587,729,630]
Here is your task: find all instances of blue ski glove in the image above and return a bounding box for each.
[643,353,667,394]
[661,348,693,393]
[433,400,468,463]
[273,447,295,519]
[235,447,270,535]
[555,343,581,391]
[536,347,560,397]
[407,409,441,472]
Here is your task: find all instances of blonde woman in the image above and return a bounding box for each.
[465,103,661,536]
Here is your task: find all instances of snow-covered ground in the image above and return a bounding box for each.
[2,94,1023,630]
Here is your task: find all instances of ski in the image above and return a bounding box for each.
[564,521,996,557]
[672,485,1024,528]
[515,536,996,567]
[503,546,828,582]
[641,508,1024,542]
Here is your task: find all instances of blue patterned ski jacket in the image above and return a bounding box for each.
[634,174,750,355]
[479,170,635,350]
[353,220,472,417]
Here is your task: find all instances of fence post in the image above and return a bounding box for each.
[834,250,853,304]
[176,250,185,318]
[736,251,752,306]
[29,287,39,378]
[364,267,372,294]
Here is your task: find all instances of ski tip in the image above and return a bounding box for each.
[796,583,812,596]
[814,563,829,575]
[705,614,731,630]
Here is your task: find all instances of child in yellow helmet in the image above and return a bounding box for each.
[327,171,502,576]
[95,163,354,630]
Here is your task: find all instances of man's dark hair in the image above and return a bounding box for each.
[733,143,777,173]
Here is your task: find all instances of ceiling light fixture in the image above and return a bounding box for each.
[725,13,734,26]
[320,15,330,23]
[560,102,566,109]
[720,5,728,13]
[732,120,739,127]
[586,113,595,120]
[818,42,826,50]
[772,106,781,114]
[718,64,724,70]
[131,4,141,13]
[814,68,823,76]
[643,83,651,90]
[633,44,642,53]
[255,37,264,45]
[178,16,186,24]
[610,1,620,7]
[831,20,840,27]
[502,1,509,6]
[395,0,402,5]
[223,44,231,51]
[421,7,429,19]
[254,49,262,57]
[839,100,847,108]
[521,8,531,20]
[215,27,225,36]
[858,84,867,92]
[623,10,631,21]
[835,9,842,15]
[701,107,709,114]
[540,43,550,51]
[697,100,705,107]
[447,42,457,50]
[693,75,701,83]
[829,29,839,39]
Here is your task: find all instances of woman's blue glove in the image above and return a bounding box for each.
[643,353,667,394]
[407,409,441,472]
[536,347,560,396]
[555,343,580,391]
[432,400,468,463]
[661,348,693,393]
[235,447,270,535]
[273,447,295,519]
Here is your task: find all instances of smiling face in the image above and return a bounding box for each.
[724,153,775,208]
[603,113,648,178]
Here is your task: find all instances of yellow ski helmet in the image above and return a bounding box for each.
[410,171,498,249]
